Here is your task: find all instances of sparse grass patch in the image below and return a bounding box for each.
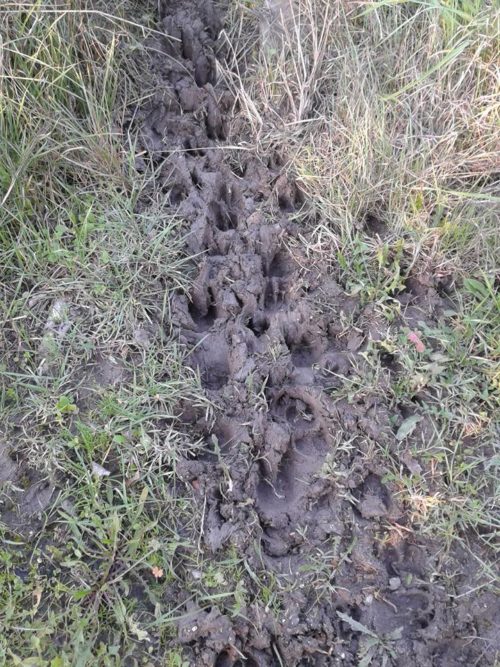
[0,2,220,663]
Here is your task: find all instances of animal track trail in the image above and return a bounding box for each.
[133,1,492,665]
[141,0,355,566]
[152,0,332,576]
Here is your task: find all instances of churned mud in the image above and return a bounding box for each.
[129,1,500,664]
[1,0,498,664]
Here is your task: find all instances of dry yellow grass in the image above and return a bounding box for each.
[226,0,499,270]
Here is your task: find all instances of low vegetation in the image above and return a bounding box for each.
[226,0,499,550]
[0,3,206,663]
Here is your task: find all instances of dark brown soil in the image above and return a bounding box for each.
[126,1,500,664]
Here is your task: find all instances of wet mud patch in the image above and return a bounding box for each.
[0,442,55,535]
[129,0,500,664]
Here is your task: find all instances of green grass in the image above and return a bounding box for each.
[227,0,499,550]
[0,2,219,663]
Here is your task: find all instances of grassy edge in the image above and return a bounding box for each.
[0,3,216,664]
[225,0,499,549]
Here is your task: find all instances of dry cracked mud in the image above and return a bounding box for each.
[128,1,500,664]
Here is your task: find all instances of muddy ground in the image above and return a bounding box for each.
[128,1,500,664]
[1,0,499,665]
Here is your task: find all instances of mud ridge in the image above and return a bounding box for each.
[135,1,500,664]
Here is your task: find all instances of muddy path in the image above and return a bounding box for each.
[131,1,500,665]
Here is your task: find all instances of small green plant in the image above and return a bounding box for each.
[55,395,78,417]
